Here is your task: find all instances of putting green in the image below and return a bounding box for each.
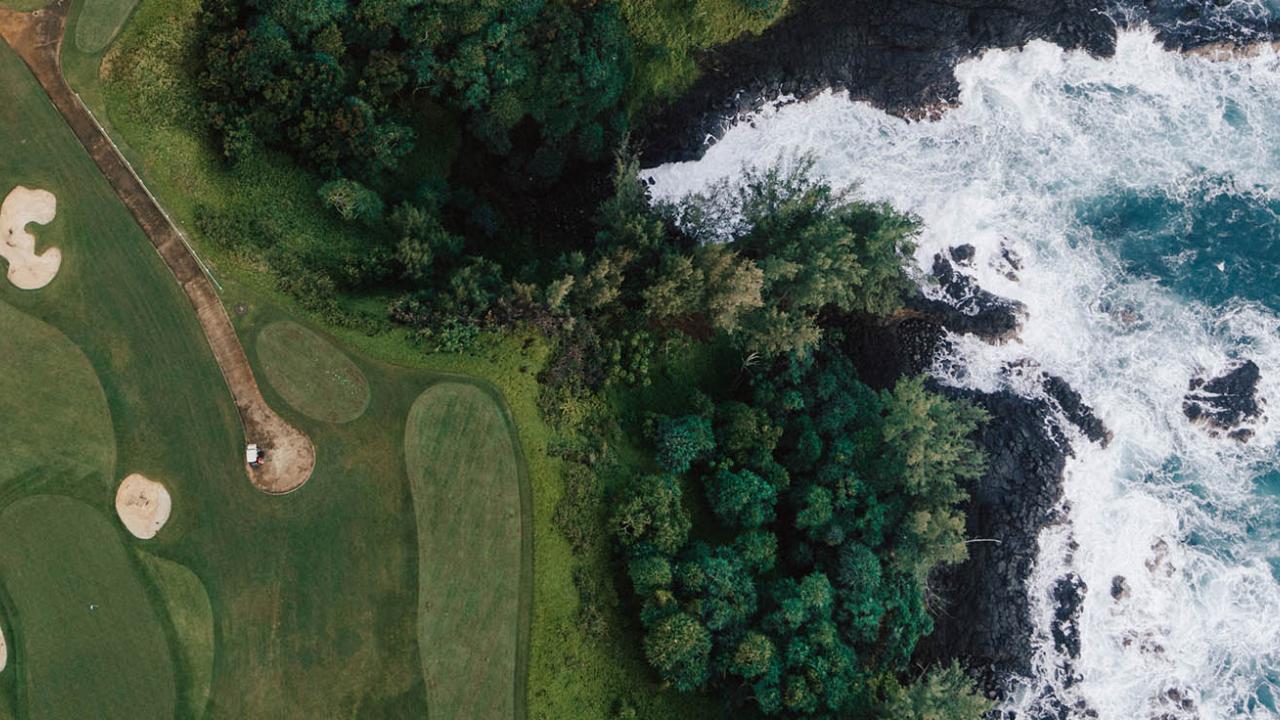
[257,321,369,424]
[0,496,176,720]
[405,382,526,720]
[136,551,214,720]
[0,300,114,495]
[74,0,141,54]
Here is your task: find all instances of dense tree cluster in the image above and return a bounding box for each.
[613,349,986,717]
[197,0,631,180]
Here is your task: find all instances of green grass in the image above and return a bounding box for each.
[404,382,528,720]
[0,496,176,720]
[74,0,141,53]
[0,300,114,496]
[136,551,214,720]
[256,321,370,423]
[0,0,47,11]
[622,0,787,106]
[62,0,727,717]
[2,38,426,718]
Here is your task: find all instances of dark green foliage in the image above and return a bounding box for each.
[672,159,919,358]
[642,612,711,692]
[706,467,776,528]
[612,341,988,717]
[612,474,691,558]
[653,414,715,474]
[197,0,631,181]
[319,178,384,224]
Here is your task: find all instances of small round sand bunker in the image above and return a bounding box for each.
[0,185,61,290]
[115,474,172,540]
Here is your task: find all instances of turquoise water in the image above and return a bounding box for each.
[1083,183,1280,309]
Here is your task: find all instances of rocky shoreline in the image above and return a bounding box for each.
[837,247,1122,710]
[637,0,1116,166]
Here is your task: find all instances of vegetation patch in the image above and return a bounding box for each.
[0,299,114,496]
[256,321,370,423]
[74,0,142,54]
[0,496,176,720]
[135,550,215,720]
[404,381,527,720]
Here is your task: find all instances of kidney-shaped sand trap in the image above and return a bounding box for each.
[115,474,172,540]
[0,186,61,290]
[0,618,7,673]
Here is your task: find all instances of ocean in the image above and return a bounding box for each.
[643,8,1280,718]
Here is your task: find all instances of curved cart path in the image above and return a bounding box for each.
[0,0,314,494]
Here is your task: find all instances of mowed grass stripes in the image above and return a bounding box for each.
[0,496,176,720]
[405,382,527,720]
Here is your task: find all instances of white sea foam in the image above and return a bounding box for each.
[645,28,1280,719]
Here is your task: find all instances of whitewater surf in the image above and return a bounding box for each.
[645,27,1280,720]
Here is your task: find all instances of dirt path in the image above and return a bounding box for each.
[0,0,314,494]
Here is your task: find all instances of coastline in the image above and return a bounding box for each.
[636,0,1116,166]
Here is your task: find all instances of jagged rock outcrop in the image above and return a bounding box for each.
[1184,360,1263,441]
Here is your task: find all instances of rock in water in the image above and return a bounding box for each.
[1110,575,1130,601]
[949,243,976,265]
[1043,374,1112,447]
[909,255,1026,343]
[1183,360,1263,439]
[1051,574,1087,659]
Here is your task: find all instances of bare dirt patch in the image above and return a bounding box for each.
[0,185,61,289]
[115,473,171,539]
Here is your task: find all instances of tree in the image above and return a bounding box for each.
[884,662,993,720]
[643,612,712,692]
[879,376,987,576]
[319,178,384,224]
[675,543,758,632]
[613,474,690,558]
[706,467,776,529]
[653,415,715,475]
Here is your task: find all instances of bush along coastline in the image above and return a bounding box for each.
[177,0,1125,716]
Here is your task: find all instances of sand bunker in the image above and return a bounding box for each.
[0,186,61,290]
[0,617,6,673]
[114,474,171,540]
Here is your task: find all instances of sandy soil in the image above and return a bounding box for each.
[115,473,171,540]
[0,185,61,290]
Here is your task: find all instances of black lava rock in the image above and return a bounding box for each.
[638,0,1117,165]
[1043,374,1112,447]
[1051,573,1086,659]
[1184,360,1263,439]
[1110,575,1129,601]
[950,243,977,265]
[908,255,1026,343]
[914,385,1071,683]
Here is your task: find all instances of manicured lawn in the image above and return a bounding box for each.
[58,0,727,717]
[0,496,176,720]
[0,0,47,11]
[2,39,425,718]
[136,550,214,720]
[256,321,370,423]
[73,0,140,53]
[0,300,114,498]
[404,381,528,720]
